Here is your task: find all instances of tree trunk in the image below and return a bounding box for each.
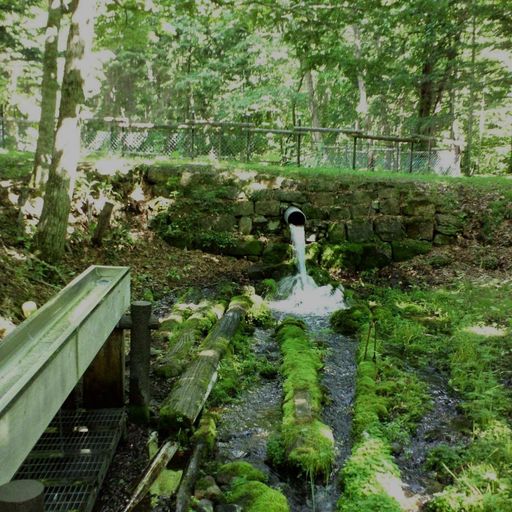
[31,0,63,191]
[462,11,477,176]
[91,201,114,246]
[159,300,250,433]
[353,25,369,131]
[34,0,96,261]
[304,69,322,146]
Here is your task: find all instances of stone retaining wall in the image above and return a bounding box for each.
[144,163,466,270]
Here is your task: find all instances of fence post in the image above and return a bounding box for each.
[395,142,400,171]
[121,125,126,156]
[296,119,302,167]
[110,122,115,153]
[129,301,152,424]
[352,136,358,170]
[427,138,432,171]
[409,141,414,173]
[190,123,195,159]
[246,127,251,162]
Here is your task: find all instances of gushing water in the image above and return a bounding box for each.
[270,224,346,316]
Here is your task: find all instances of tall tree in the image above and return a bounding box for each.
[30,0,63,190]
[35,0,96,261]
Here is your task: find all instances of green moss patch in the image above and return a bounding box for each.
[227,481,290,512]
[274,319,335,479]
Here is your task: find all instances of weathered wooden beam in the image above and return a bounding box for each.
[117,314,159,330]
[0,480,44,512]
[122,441,178,512]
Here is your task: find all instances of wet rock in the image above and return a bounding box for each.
[225,237,265,257]
[329,206,351,221]
[277,190,306,203]
[212,214,237,232]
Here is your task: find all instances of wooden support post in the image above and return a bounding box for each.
[352,136,357,170]
[0,480,44,512]
[92,201,114,247]
[83,327,125,408]
[129,301,152,424]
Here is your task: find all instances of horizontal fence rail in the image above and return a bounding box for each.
[0,116,477,175]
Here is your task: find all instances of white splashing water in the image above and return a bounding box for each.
[270,224,346,316]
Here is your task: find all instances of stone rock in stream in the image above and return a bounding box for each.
[193,499,214,512]
[215,505,242,512]
[194,476,224,502]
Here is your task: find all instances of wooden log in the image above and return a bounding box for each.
[92,201,114,246]
[122,441,178,512]
[159,297,251,433]
[175,439,206,512]
[155,302,225,378]
[0,480,44,512]
[175,414,216,512]
[83,328,125,408]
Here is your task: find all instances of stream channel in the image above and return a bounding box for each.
[216,224,357,511]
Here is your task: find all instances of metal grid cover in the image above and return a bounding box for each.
[14,408,125,512]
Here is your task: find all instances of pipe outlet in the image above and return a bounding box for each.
[284,206,306,226]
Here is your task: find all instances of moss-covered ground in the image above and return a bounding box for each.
[336,280,512,511]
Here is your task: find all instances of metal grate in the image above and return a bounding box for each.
[14,408,125,512]
[44,484,96,512]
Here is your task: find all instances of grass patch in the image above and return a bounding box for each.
[0,150,33,180]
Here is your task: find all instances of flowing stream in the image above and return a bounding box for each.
[217,223,357,511]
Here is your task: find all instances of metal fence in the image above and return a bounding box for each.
[0,116,461,175]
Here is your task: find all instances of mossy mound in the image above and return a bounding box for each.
[217,461,267,485]
[330,304,370,336]
[227,481,289,512]
[391,239,432,261]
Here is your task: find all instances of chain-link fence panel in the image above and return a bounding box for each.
[0,117,477,176]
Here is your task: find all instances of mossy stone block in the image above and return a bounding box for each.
[277,190,307,203]
[404,216,434,241]
[226,237,265,257]
[374,216,405,242]
[433,233,456,246]
[347,220,374,243]
[255,200,280,216]
[233,201,254,217]
[391,239,432,261]
[262,242,290,264]
[435,213,464,236]
[327,222,346,243]
[330,206,351,221]
[358,243,392,269]
[402,199,436,217]
[320,243,363,271]
[238,216,252,235]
